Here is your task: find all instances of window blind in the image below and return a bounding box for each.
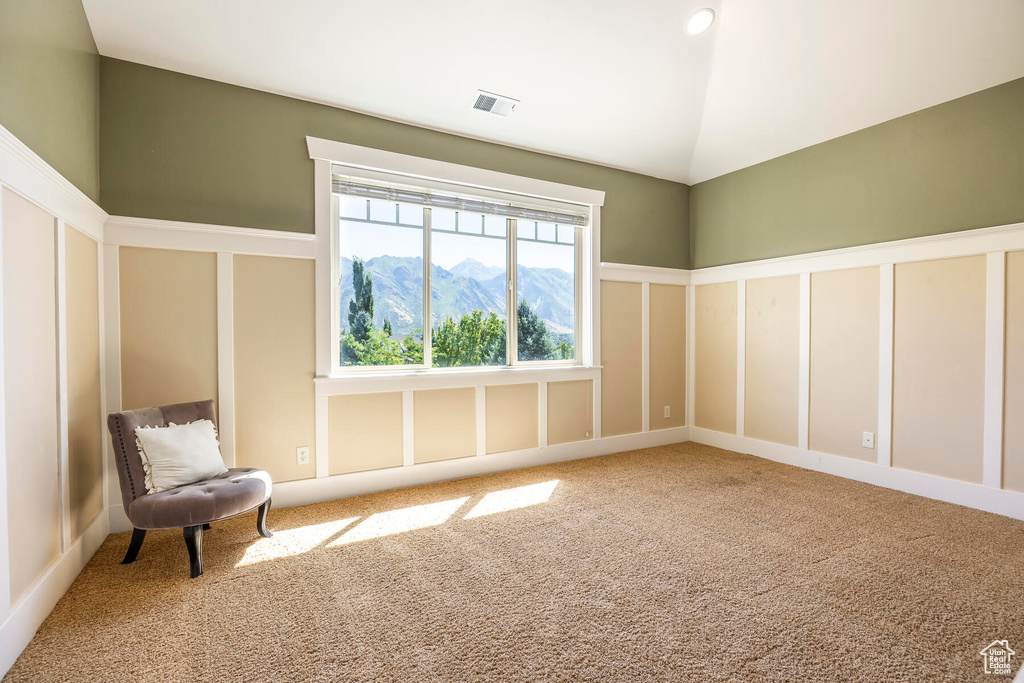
[331,178,589,227]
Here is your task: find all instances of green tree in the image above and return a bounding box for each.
[347,258,374,342]
[341,327,424,366]
[403,331,424,364]
[382,318,393,337]
[517,300,553,361]
[432,310,506,367]
[342,258,377,364]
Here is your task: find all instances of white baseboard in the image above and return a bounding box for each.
[0,510,109,677]
[272,426,690,508]
[690,427,1024,521]
[108,426,690,530]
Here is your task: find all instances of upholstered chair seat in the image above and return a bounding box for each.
[127,468,272,529]
[107,399,273,578]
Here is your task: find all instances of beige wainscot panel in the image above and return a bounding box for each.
[66,226,103,538]
[329,392,403,475]
[893,256,985,483]
[3,189,60,603]
[695,282,737,434]
[1004,251,1024,492]
[649,284,686,430]
[548,380,594,445]
[414,388,476,463]
[809,267,879,461]
[486,383,538,454]
[234,255,317,482]
[744,275,800,446]
[119,247,218,411]
[601,281,642,437]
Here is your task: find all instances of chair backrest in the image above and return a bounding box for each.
[107,400,217,512]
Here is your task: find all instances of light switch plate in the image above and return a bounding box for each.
[664,406,671,419]
[297,446,310,465]
[862,432,875,449]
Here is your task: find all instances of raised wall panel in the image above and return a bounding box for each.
[2,189,60,603]
[695,282,737,434]
[119,247,217,411]
[414,388,476,463]
[547,380,593,446]
[744,275,800,446]
[485,383,538,454]
[809,267,880,461]
[600,281,642,437]
[893,256,986,483]
[233,255,316,482]
[1004,250,1024,492]
[65,226,103,538]
[328,392,403,475]
[649,284,686,430]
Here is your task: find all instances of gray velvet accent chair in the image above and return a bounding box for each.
[107,399,273,578]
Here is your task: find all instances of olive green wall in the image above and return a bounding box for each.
[100,58,691,269]
[690,77,1024,268]
[0,0,100,202]
[17,21,1015,271]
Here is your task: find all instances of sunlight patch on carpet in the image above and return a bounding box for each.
[236,517,360,567]
[464,480,559,519]
[236,482,558,566]
[329,497,470,546]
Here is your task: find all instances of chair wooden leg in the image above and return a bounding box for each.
[183,525,204,578]
[257,498,273,538]
[122,528,146,564]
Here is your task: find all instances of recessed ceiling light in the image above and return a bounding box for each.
[686,8,715,35]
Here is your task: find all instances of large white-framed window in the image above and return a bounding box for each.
[308,137,604,381]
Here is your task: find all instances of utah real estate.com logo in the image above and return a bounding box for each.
[980,640,1015,676]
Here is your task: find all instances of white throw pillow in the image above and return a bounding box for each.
[135,419,228,494]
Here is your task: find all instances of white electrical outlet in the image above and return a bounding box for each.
[664,406,671,419]
[862,432,875,449]
[297,446,310,465]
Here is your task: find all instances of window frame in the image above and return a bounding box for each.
[309,136,604,383]
[331,198,584,374]
[508,218,584,368]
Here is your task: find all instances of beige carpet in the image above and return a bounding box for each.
[5,442,1023,682]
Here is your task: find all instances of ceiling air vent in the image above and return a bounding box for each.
[471,90,519,117]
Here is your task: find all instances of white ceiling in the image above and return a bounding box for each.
[82,0,1024,185]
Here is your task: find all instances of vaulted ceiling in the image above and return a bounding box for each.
[83,0,1024,184]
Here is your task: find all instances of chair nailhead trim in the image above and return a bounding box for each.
[114,417,138,499]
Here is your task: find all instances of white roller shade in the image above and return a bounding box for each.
[331,177,590,227]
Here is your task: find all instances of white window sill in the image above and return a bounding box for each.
[314,364,601,396]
